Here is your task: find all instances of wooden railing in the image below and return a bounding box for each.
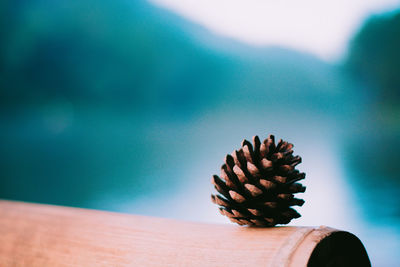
[0,200,370,266]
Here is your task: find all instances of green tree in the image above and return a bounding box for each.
[346,10,400,104]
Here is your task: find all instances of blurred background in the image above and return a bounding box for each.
[1,0,399,265]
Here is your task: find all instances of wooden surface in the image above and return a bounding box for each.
[0,200,370,267]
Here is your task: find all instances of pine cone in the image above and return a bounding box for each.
[211,134,306,227]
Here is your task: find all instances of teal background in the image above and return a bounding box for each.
[1,1,399,265]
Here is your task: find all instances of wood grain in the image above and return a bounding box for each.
[0,200,369,266]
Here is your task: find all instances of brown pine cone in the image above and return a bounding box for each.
[211,134,306,227]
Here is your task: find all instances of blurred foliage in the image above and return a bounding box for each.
[345,10,400,181]
[0,0,226,115]
[346,10,400,106]
[0,0,351,117]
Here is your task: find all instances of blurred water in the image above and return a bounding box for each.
[2,100,399,265]
[87,109,399,267]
